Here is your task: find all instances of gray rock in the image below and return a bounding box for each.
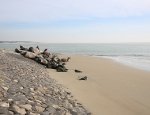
[2,86,9,91]
[19,104,32,111]
[0,50,90,115]
[13,79,18,83]
[12,105,26,115]
[0,102,9,107]
[0,107,9,114]
[30,112,40,115]
[45,106,56,113]
[35,106,45,113]
[41,111,51,115]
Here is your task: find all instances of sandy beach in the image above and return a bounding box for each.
[48,55,150,115]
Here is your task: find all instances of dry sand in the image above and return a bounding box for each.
[47,55,150,115]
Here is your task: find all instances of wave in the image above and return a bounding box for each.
[97,55,150,72]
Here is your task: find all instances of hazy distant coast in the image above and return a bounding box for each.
[0,41,37,44]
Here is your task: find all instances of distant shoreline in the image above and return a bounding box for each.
[0,41,38,44]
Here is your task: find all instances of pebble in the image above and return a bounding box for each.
[35,106,45,112]
[19,104,32,111]
[20,87,24,90]
[30,112,40,115]
[2,86,9,91]
[8,98,13,102]
[30,88,35,92]
[52,104,60,109]
[13,105,26,115]
[0,102,9,107]
[0,50,90,115]
[13,79,18,83]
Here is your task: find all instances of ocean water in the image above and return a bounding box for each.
[1,43,150,71]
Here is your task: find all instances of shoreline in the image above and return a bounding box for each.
[48,55,150,115]
[0,47,150,115]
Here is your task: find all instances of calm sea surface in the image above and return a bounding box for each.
[1,43,150,71]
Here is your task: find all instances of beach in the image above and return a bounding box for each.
[0,50,90,114]
[48,55,150,115]
[1,47,150,115]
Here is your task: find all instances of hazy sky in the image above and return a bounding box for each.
[0,0,150,43]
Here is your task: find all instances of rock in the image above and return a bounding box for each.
[0,50,90,115]
[19,104,32,111]
[0,107,9,114]
[56,65,68,72]
[24,52,37,59]
[8,98,13,102]
[0,91,3,98]
[30,112,40,115]
[65,112,72,115]
[13,105,26,115]
[74,69,82,73]
[30,88,35,92]
[45,106,56,114]
[9,111,14,115]
[15,48,21,53]
[0,102,9,107]
[69,109,78,115]
[13,79,18,83]
[27,99,34,104]
[20,87,24,90]
[35,106,45,112]
[33,48,40,55]
[78,76,88,80]
[2,86,9,91]
[41,111,51,115]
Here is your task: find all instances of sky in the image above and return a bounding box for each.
[0,0,150,43]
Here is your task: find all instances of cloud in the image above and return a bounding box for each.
[0,0,150,22]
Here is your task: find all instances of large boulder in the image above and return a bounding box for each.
[33,48,41,55]
[24,52,37,59]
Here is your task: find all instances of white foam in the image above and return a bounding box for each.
[104,56,150,72]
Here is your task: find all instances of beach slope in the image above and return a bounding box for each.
[48,55,150,115]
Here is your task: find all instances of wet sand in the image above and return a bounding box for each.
[47,55,150,115]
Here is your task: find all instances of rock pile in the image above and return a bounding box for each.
[0,49,91,115]
[15,46,69,72]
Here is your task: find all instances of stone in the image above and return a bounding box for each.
[78,76,88,80]
[69,109,78,115]
[19,104,32,111]
[27,99,34,104]
[0,107,9,114]
[41,111,51,115]
[8,98,13,102]
[13,105,26,115]
[45,106,56,113]
[35,106,45,112]
[13,80,18,83]
[0,102,9,107]
[30,88,35,92]
[0,91,3,98]
[30,112,40,115]
[65,112,72,115]
[2,86,9,91]
[35,99,42,104]
[9,111,14,115]
[20,87,24,90]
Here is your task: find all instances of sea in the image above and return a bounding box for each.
[1,42,150,72]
